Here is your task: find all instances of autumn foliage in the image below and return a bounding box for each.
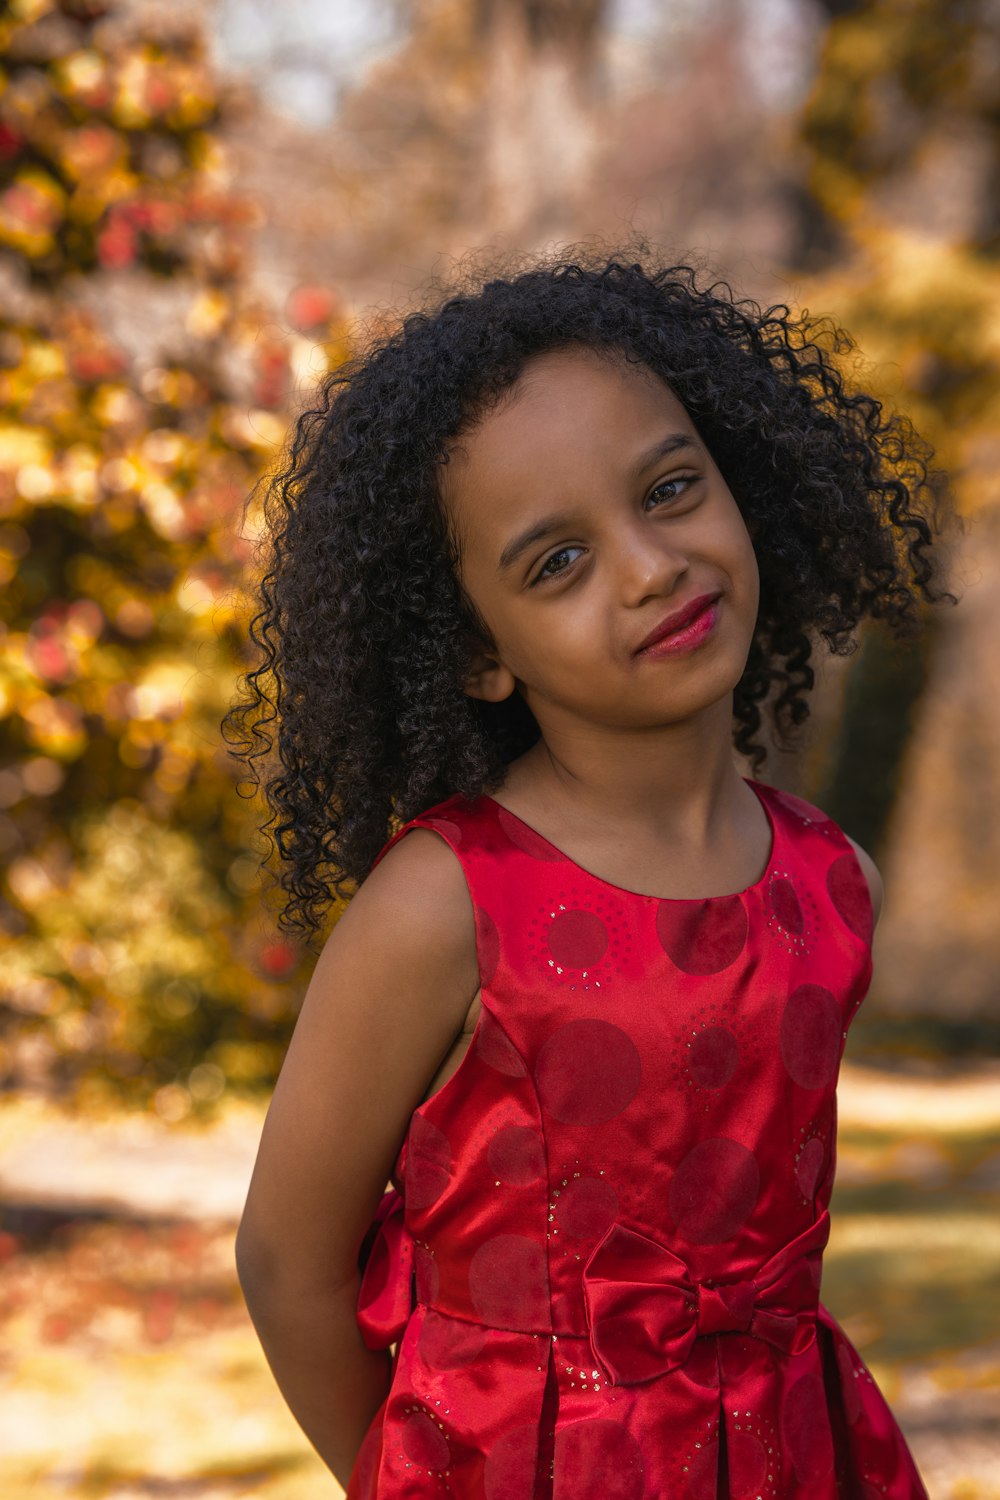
[1,0,997,1116]
[0,0,350,1112]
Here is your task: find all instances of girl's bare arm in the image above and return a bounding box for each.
[234,829,479,1487]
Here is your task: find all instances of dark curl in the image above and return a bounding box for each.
[222,248,958,949]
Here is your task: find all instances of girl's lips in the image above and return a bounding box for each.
[634,591,722,653]
[637,598,720,657]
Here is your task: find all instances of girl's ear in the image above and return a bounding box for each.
[462,644,518,705]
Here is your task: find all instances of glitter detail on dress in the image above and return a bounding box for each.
[349,778,926,1498]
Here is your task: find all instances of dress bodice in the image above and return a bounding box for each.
[347,779,928,1499]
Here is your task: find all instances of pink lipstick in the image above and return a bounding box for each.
[636,595,721,657]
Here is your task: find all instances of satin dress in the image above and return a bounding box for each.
[346,778,929,1499]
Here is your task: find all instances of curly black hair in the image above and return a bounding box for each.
[222,247,958,949]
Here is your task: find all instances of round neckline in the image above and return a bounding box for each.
[480,775,779,903]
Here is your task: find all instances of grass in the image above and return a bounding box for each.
[0,1082,998,1499]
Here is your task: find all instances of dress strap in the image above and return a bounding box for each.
[369,793,508,993]
[762,783,877,953]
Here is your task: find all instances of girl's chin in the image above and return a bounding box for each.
[634,667,745,718]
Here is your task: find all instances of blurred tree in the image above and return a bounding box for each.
[0,0,350,1110]
[796,0,999,1029]
[301,0,611,276]
[475,0,608,238]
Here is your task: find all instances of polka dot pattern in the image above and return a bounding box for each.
[535,1020,641,1126]
[468,1234,549,1330]
[350,789,921,1500]
[559,1175,619,1240]
[688,1025,740,1089]
[770,876,803,935]
[553,1418,645,1500]
[795,1136,827,1200]
[487,1125,546,1186]
[783,1370,835,1481]
[526,890,632,988]
[685,1437,720,1500]
[417,1309,489,1370]
[780,984,842,1089]
[656,895,748,973]
[669,1137,760,1243]
[475,1009,527,1077]
[413,1243,439,1305]
[476,905,502,987]
[765,869,820,958]
[405,1115,452,1211]
[421,815,463,846]
[771,787,833,829]
[546,907,609,968]
[668,1001,761,1104]
[496,805,565,861]
[402,1410,451,1470]
[728,1429,768,1495]
[484,1423,540,1500]
[827,851,874,944]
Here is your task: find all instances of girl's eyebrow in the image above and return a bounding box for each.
[495,431,698,576]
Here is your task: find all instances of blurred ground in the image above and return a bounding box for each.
[1,1061,998,1500]
[2,5,998,1497]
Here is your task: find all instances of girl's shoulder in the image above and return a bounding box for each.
[370,792,496,875]
[366,795,500,993]
[371,781,882,942]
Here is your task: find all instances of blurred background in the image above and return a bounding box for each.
[0,0,998,1495]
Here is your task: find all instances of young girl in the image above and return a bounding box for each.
[228,252,955,1498]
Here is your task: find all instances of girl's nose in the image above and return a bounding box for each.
[615,527,691,603]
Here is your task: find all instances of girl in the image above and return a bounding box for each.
[228,251,956,1498]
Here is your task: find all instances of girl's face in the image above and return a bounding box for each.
[439,344,760,741]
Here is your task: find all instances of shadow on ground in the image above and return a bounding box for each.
[1,1065,998,1500]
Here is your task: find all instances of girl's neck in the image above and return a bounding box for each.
[489,737,762,881]
[497,718,746,837]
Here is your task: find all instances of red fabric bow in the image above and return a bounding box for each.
[356,1187,414,1351]
[582,1210,831,1386]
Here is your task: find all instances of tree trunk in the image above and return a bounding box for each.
[866,498,1000,1024]
[476,0,607,241]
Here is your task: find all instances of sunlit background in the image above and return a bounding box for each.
[0,0,998,1496]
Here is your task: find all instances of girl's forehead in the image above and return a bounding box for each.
[504,343,678,416]
[438,349,701,560]
[445,348,694,479]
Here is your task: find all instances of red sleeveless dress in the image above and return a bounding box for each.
[346,777,928,1499]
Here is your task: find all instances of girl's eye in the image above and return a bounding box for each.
[648,474,696,505]
[529,477,697,586]
[531,545,583,585]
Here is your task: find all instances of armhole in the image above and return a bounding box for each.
[372,816,529,1118]
[768,786,876,956]
[370,819,424,873]
[826,820,877,957]
[370,815,487,996]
